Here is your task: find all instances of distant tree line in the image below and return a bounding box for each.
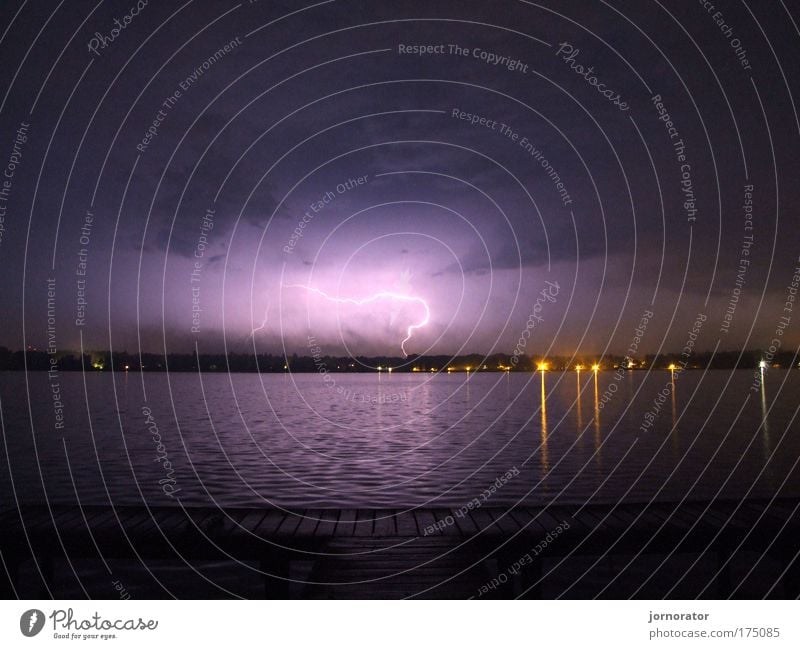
[0,347,797,372]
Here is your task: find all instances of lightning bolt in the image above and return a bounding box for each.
[28,612,37,632]
[248,300,270,340]
[284,284,430,357]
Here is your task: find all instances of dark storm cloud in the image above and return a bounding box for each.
[0,0,798,356]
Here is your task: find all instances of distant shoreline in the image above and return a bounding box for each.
[1,347,795,372]
[1,368,791,373]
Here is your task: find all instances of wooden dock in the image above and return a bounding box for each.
[2,498,799,598]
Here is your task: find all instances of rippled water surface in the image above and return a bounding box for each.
[2,370,798,508]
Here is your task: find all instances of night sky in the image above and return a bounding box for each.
[1,0,798,360]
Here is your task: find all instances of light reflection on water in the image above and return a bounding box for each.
[1,370,797,508]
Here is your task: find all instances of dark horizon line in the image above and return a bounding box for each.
[1,346,796,372]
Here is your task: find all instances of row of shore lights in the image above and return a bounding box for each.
[116,359,772,373]
[403,363,688,372]
[401,362,607,373]
[390,360,772,373]
[354,359,767,373]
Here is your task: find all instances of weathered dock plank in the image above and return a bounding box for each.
[1,498,799,598]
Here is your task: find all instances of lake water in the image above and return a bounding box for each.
[1,369,798,509]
